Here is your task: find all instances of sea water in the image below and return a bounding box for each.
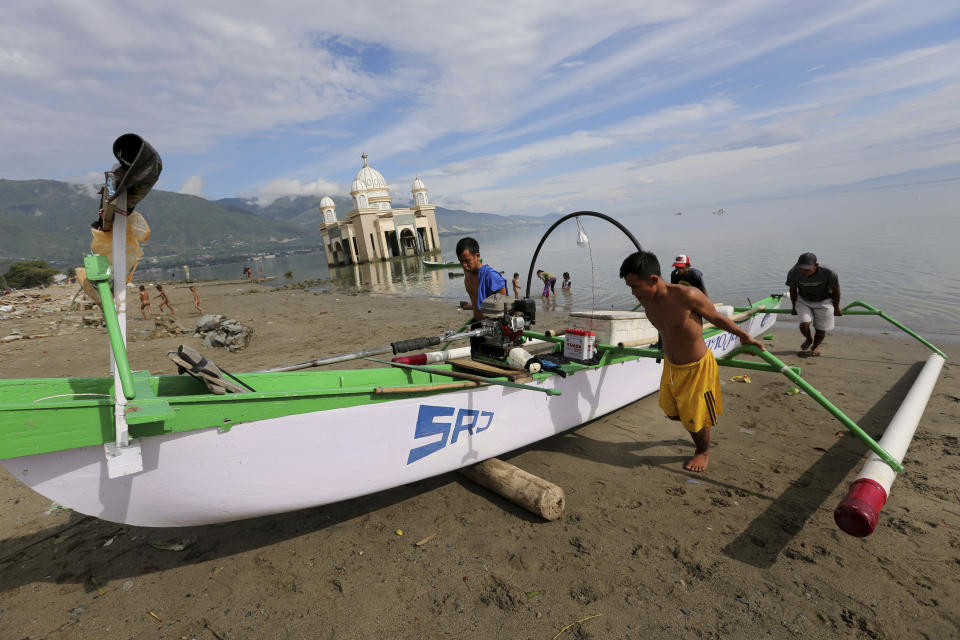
[138,204,960,341]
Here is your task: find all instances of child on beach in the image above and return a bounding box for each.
[536,270,557,299]
[190,286,203,314]
[138,285,152,320]
[155,284,175,315]
[512,273,520,298]
[457,237,507,321]
[620,250,764,472]
[561,272,572,290]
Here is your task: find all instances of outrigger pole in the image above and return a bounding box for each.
[530,308,950,537]
[733,300,948,359]
[259,326,493,372]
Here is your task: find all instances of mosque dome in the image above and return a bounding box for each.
[350,178,366,194]
[411,175,426,192]
[353,153,387,191]
[320,195,335,208]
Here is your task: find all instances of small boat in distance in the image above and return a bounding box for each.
[423,258,461,268]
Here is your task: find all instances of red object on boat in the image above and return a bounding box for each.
[392,354,428,365]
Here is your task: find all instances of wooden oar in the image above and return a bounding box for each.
[364,358,561,396]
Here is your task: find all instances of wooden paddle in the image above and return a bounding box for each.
[365,358,561,396]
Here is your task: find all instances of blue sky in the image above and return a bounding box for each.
[2,1,959,217]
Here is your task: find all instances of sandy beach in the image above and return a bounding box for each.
[1,281,958,639]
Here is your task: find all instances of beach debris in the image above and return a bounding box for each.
[686,479,705,485]
[44,502,69,515]
[414,533,437,547]
[525,590,544,599]
[730,374,752,383]
[148,538,194,551]
[680,608,690,615]
[552,613,603,639]
[90,576,105,595]
[736,596,751,605]
[785,387,802,395]
[195,314,252,352]
[0,331,22,343]
[395,529,404,536]
[147,609,162,622]
[763,334,775,340]
[739,427,755,435]
[153,314,185,337]
[122,580,134,591]
[102,536,117,547]
[458,458,565,521]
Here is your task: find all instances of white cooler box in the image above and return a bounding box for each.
[567,310,659,346]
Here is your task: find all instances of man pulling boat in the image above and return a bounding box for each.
[620,250,765,472]
[786,252,841,357]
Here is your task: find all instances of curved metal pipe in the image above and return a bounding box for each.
[524,211,643,299]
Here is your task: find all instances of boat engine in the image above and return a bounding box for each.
[470,296,537,367]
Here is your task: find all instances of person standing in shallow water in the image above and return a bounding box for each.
[620,250,764,472]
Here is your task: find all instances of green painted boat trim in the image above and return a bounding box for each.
[0,295,781,461]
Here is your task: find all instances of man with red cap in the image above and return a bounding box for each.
[670,254,707,296]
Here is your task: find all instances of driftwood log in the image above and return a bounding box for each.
[458,458,565,521]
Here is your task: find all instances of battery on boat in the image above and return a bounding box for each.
[564,328,596,362]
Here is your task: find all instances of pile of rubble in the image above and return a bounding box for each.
[0,287,79,320]
[195,314,253,352]
[152,314,186,337]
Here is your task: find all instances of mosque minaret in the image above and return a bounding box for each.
[318,153,440,266]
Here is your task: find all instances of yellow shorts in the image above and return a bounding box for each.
[659,350,722,433]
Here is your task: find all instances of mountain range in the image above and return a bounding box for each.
[0,179,553,268]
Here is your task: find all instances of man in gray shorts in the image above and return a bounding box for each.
[785,252,841,356]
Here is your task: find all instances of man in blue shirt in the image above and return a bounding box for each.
[457,237,507,321]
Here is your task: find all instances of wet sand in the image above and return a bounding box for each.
[1,282,959,639]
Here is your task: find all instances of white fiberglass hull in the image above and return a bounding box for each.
[2,310,778,527]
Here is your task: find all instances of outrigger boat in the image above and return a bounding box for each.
[0,138,948,538]
[422,258,462,268]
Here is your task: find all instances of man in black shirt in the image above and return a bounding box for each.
[785,252,842,356]
[670,254,707,296]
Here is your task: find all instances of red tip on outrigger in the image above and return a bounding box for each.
[834,478,888,537]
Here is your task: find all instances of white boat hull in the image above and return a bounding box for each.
[2,310,779,526]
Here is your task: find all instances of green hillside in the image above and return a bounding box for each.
[0,179,554,269]
[0,180,318,268]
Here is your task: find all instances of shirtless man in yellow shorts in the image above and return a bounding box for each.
[620,250,764,471]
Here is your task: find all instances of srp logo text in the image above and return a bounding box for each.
[406,404,494,464]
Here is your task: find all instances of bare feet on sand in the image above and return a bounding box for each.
[811,347,821,356]
[685,451,709,472]
[686,427,711,472]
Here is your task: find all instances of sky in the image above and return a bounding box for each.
[2,1,960,217]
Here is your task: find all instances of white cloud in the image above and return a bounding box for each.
[0,1,958,219]
[253,177,342,206]
[180,175,205,197]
